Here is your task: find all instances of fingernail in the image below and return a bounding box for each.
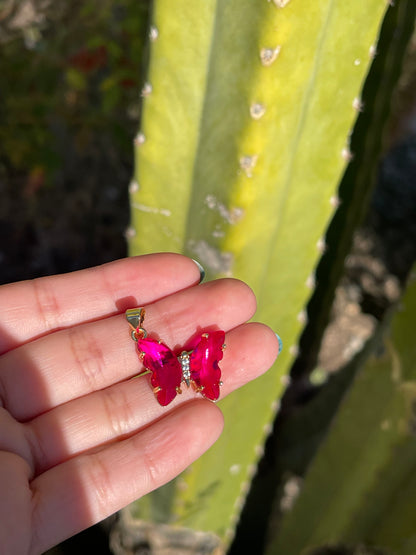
[191,259,205,283]
[275,333,283,354]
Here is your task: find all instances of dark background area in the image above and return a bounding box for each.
[0,0,150,285]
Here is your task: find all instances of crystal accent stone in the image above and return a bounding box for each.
[178,351,191,385]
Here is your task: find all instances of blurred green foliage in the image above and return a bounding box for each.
[0,0,149,183]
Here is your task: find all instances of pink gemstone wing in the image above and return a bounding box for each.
[136,336,182,406]
[188,330,225,401]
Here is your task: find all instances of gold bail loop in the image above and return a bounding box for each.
[125,307,145,329]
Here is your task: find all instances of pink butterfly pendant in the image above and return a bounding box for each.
[136,330,226,406]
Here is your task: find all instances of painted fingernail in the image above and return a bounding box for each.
[275,333,283,354]
[191,259,205,283]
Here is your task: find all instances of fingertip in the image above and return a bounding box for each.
[217,278,257,319]
[128,252,204,288]
[179,400,224,446]
[235,279,257,317]
[221,322,282,394]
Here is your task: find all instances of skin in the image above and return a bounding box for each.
[0,253,280,554]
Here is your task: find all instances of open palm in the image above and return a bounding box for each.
[0,253,279,554]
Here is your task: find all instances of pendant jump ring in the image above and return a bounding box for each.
[131,327,148,341]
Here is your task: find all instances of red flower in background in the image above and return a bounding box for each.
[68,45,108,73]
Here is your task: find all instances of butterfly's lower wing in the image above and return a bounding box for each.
[137,337,182,406]
[188,331,225,401]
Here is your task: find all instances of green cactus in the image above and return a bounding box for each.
[267,270,416,555]
[290,0,416,383]
[229,3,416,550]
[126,0,398,545]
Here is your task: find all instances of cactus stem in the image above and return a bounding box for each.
[129,0,395,539]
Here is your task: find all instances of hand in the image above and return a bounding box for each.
[0,254,280,554]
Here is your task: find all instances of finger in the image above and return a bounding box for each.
[0,452,33,555]
[1,278,256,420]
[0,253,203,354]
[25,322,279,473]
[30,402,223,554]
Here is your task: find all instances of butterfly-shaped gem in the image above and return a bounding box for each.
[136,330,225,406]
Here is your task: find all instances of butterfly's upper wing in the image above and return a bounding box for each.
[137,336,182,406]
[188,331,225,401]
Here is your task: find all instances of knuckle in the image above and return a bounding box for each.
[86,452,116,516]
[31,278,60,331]
[67,325,106,391]
[101,385,135,439]
[139,438,160,491]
